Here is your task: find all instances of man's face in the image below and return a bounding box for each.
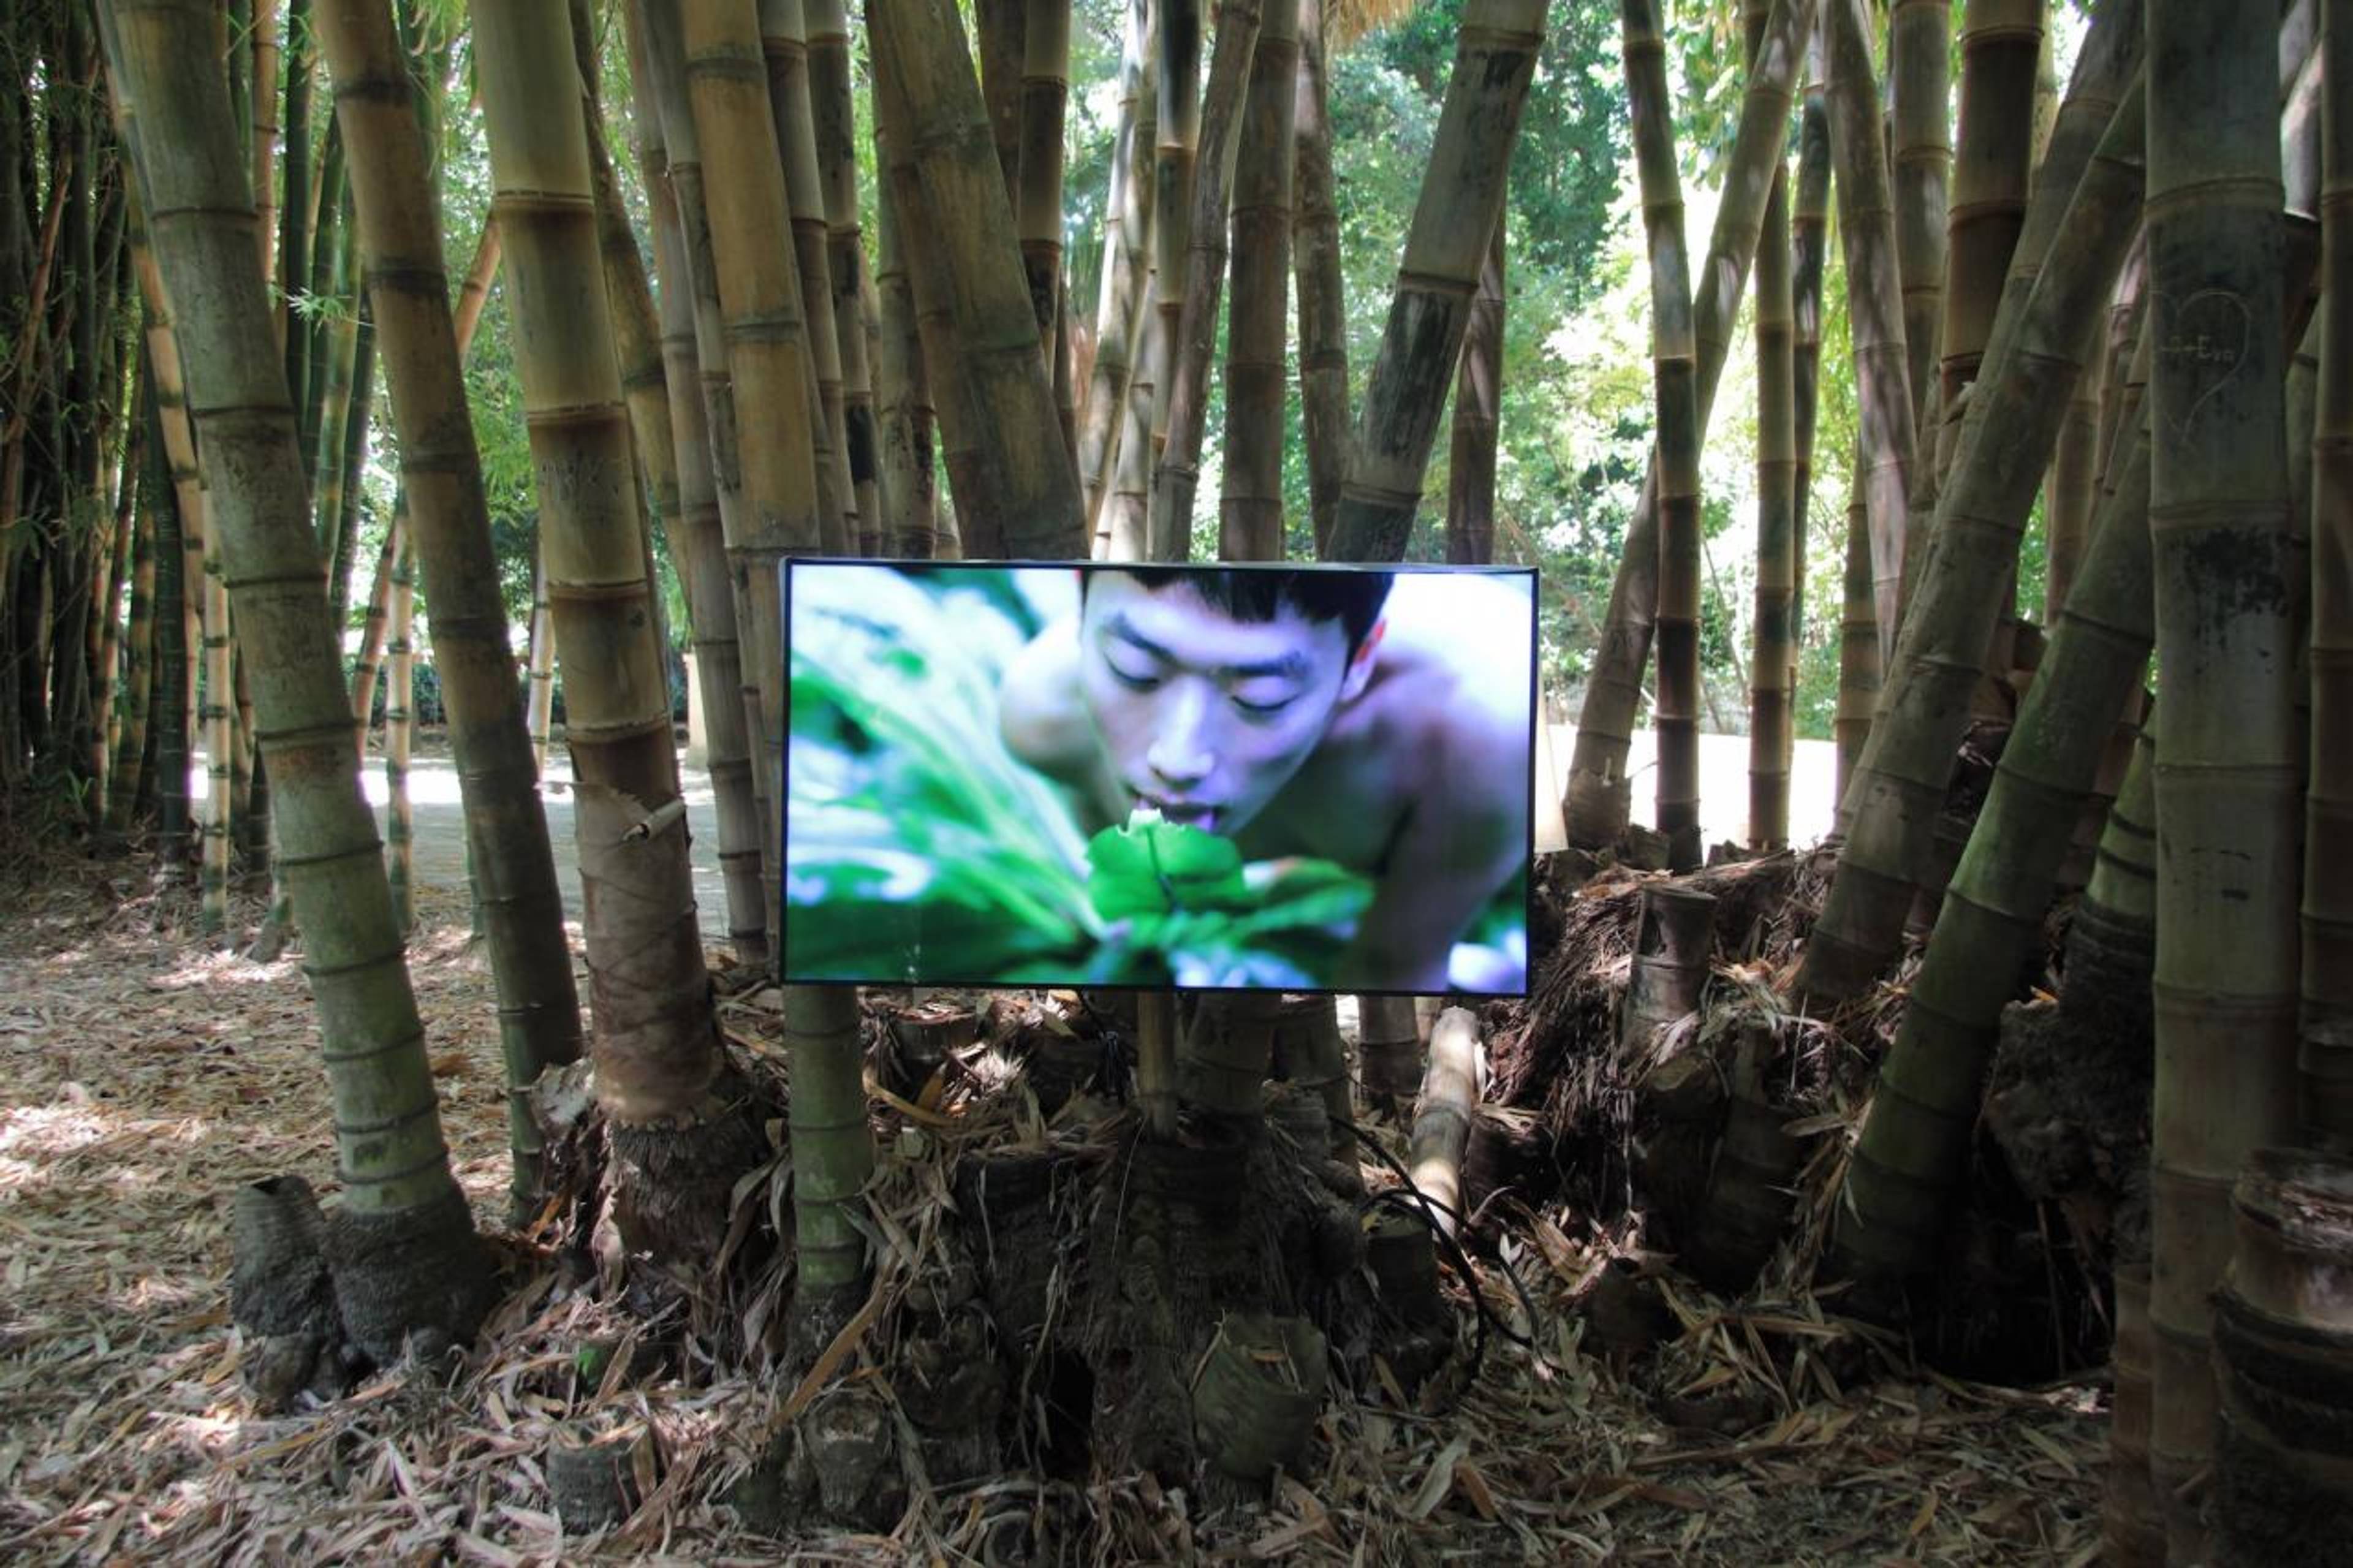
[1077,574,1374,837]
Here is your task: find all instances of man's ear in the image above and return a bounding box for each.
[1338,619,1384,702]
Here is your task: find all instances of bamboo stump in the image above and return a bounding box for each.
[547,1426,637,1534]
[1358,994,1423,1108]
[1180,993,1280,1121]
[1409,1007,1485,1238]
[228,1176,344,1411]
[1193,1312,1328,1482]
[1621,882,1718,1051]
[1271,994,1355,1178]
[2210,1149,2353,1567]
[887,999,977,1097]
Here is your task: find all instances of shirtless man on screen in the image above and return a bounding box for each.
[998,567,1533,993]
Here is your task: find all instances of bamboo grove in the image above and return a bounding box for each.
[6,0,2353,1551]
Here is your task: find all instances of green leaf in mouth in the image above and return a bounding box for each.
[1084,818,1252,917]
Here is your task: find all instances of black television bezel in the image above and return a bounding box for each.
[777,556,1540,1000]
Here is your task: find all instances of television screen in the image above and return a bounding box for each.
[781,559,1537,996]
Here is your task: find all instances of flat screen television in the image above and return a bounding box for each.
[781,559,1537,996]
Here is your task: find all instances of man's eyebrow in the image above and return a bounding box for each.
[1103,611,1310,681]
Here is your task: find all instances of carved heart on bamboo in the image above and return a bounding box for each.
[2151,287,2252,442]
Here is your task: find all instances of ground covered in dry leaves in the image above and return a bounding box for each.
[0,847,2110,1564]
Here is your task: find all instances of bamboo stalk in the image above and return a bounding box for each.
[1145,0,1263,562]
[1146,0,1200,526]
[625,19,773,966]
[2305,0,2353,1145]
[1015,0,1070,362]
[1836,413,2151,1285]
[1833,461,1876,805]
[1561,0,1814,847]
[760,0,857,554]
[1888,0,1947,442]
[523,546,554,776]
[805,0,885,550]
[1408,1009,1483,1240]
[347,511,398,744]
[100,0,491,1350]
[1822,0,1915,659]
[1294,0,1346,556]
[1077,0,1156,545]
[2144,2,2300,1550]
[1322,0,1546,564]
[868,0,1086,559]
[872,148,944,557]
[318,0,589,1210]
[1216,0,1295,562]
[475,0,756,1263]
[105,445,156,830]
[632,0,776,933]
[384,532,414,934]
[670,0,828,941]
[1622,0,1702,873]
[1749,0,1795,853]
[872,84,986,550]
[1792,64,2148,1001]
[1444,220,1504,568]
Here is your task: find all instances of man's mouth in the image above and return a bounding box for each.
[1134,792,1221,833]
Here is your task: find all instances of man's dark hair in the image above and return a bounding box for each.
[1090,567,1394,656]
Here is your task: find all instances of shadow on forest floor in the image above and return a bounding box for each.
[0,846,2105,1564]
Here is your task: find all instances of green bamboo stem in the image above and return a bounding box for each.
[1147,0,1200,524]
[1790,73,1828,716]
[1793,72,2146,1002]
[872,150,944,556]
[348,511,398,743]
[868,0,1086,559]
[1889,0,1948,442]
[2144,2,2300,1551]
[474,0,750,1262]
[1749,0,1795,852]
[524,547,554,776]
[1078,0,1157,546]
[1015,0,1070,362]
[871,80,987,550]
[1833,461,1877,805]
[296,125,346,477]
[1294,0,1346,557]
[105,455,156,830]
[625,23,773,966]
[277,0,313,367]
[806,0,885,550]
[384,533,414,934]
[1322,0,1546,564]
[1215,0,1295,563]
[1621,0,1702,873]
[1941,0,2042,442]
[201,526,232,933]
[1444,219,1504,568]
[760,0,857,555]
[1145,0,1264,563]
[147,378,190,857]
[631,0,776,919]
[317,0,589,1212]
[1561,0,1814,845]
[1835,411,2151,1284]
[670,0,828,931]
[100,0,491,1353]
[1822,0,1915,661]
[2304,0,2353,1146]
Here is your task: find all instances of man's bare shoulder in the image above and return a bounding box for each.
[998,618,1094,777]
